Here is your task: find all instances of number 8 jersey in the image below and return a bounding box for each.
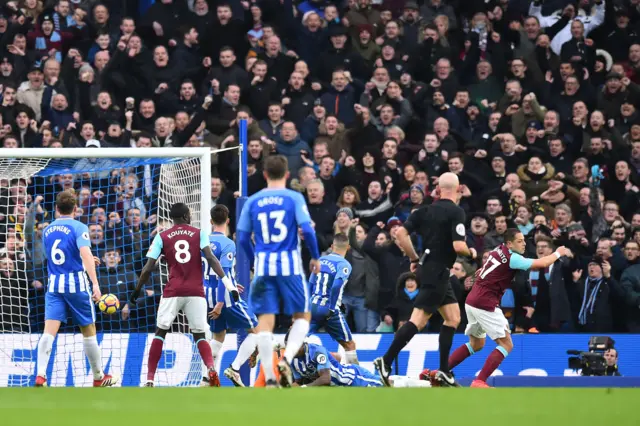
[147,224,210,298]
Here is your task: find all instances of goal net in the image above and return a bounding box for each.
[0,147,226,387]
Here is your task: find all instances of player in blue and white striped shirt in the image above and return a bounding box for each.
[237,155,320,388]
[289,340,431,388]
[201,205,258,387]
[35,190,118,387]
[308,233,358,365]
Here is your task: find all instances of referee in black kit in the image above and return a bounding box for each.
[374,173,477,387]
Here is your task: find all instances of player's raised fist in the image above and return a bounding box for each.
[556,246,570,257]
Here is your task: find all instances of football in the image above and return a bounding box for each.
[98,294,120,315]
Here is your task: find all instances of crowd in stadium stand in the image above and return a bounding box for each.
[1,0,640,335]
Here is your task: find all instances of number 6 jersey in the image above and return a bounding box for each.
[147,224,210,298]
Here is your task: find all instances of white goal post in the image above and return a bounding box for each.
[0,147,221,387]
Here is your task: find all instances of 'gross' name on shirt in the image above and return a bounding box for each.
[257,196,284,208]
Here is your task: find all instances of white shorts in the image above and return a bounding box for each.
[464,304,510,341]
[156,296,208,333]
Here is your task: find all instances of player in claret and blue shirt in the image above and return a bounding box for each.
[35,190,118,387]
[444,228,570,388]
[236,155,321,388]
[308,233,359,365]
[130,202,238,387]
[200,204,258,387]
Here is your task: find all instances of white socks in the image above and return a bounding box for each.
[390,376,432,388]
[283,319,310,363]
[257,331,276,382]
[202,339,224,377]
[83,336,104,380]
[210,340,223,359]
[232,333,258,371]
[36,333,54,378]
[345,350,359,365]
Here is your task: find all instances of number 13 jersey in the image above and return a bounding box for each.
[237,188,311,277]
[147,224,209,298]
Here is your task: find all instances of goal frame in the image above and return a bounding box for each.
[0,147,213,236]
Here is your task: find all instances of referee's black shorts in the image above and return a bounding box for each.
[414,261,457,314]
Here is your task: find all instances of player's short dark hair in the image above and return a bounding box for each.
[264,155,288,180]
[170,202,190,219]
[333,233,349,248]
[211,204,229,225]
[448,152,464,164]
[56,190,77,215]
[505,228,522,243]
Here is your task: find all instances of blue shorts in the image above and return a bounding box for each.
[45,290,96,327]
[310,306,352,343]
[210,300,258,333]
[342,365,383,387]
[249,275,309,315]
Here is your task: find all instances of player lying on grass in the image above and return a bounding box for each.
[427,229,570,388]
[308,233,359,364]
[288,337,430,388]
[129,203,238,387]
[36,190,117,387]
[200,204,259,387]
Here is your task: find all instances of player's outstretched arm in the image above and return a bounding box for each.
[79,246,101,302]
[130,257,156,304]
[203,245,239,301]
[529,246,571,270]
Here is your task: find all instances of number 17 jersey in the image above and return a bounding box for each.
[147,224,209,298]
[237,188,311,277]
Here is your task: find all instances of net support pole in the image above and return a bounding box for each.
[236,119,251,386]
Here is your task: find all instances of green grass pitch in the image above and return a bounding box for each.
[1,388,637,426]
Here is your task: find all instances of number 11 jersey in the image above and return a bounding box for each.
[147,224,209,298]
[237,188,311,278]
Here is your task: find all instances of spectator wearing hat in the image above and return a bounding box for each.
[394,184,424,222]
[574,256,615,332]
[284,1,328,71]
[317,26,367,86]
[17,65,45,121]
[467,212,490,255]
[605,8,636,62]
[27,14,71,64]
[597,72,639,121]
[344,0,381,41]
[381,271,419,332]
[352,24,380,64]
